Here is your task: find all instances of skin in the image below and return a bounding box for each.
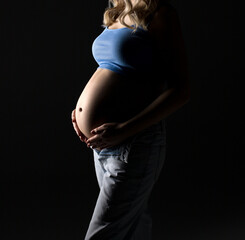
[72,2,191,151]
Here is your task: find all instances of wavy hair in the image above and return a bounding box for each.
[103,0,162,32]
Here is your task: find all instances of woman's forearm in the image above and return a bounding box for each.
[121,87,190,138]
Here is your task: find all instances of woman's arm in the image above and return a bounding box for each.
[120,87,189,138]
[120,5,191,138]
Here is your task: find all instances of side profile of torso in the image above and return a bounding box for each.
[75,2,172,139]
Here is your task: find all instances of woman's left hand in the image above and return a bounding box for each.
[86,122,127,150]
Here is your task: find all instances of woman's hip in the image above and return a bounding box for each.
[92,119,167,178]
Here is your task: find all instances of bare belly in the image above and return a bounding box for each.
[75,68,162,139]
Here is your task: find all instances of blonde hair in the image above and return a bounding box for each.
[103,0,160,32]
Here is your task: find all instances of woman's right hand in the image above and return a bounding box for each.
[71,109,87,143]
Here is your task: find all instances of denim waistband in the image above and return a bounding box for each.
[93,119,166,155]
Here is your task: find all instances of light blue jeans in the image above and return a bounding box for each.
[84,119,167,240]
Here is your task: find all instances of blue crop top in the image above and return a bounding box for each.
[92,25,154,77]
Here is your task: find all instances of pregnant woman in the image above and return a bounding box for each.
[71,0,190,239]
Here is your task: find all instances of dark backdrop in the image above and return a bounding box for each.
[1,0,244,239]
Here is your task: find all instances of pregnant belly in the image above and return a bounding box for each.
[75,68,158,139]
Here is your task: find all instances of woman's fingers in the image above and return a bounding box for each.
[71,109,76,122]
[79,135,87,142]
[90,123,108,134]
[86,134,101,145]
[72,121,81,136]
[71,110,80,134]
[74,121,88,142]
[80,133,88,142]
[71,109,87,142]
[72,110,82,136]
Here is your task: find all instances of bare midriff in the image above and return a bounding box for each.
[75,68,163,140]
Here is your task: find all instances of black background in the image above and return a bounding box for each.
[1,0,244,239]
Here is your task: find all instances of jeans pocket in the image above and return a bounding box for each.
[95,136,136,164]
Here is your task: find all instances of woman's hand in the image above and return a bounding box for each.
[86,122,127,150]
[71,109,87,143]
